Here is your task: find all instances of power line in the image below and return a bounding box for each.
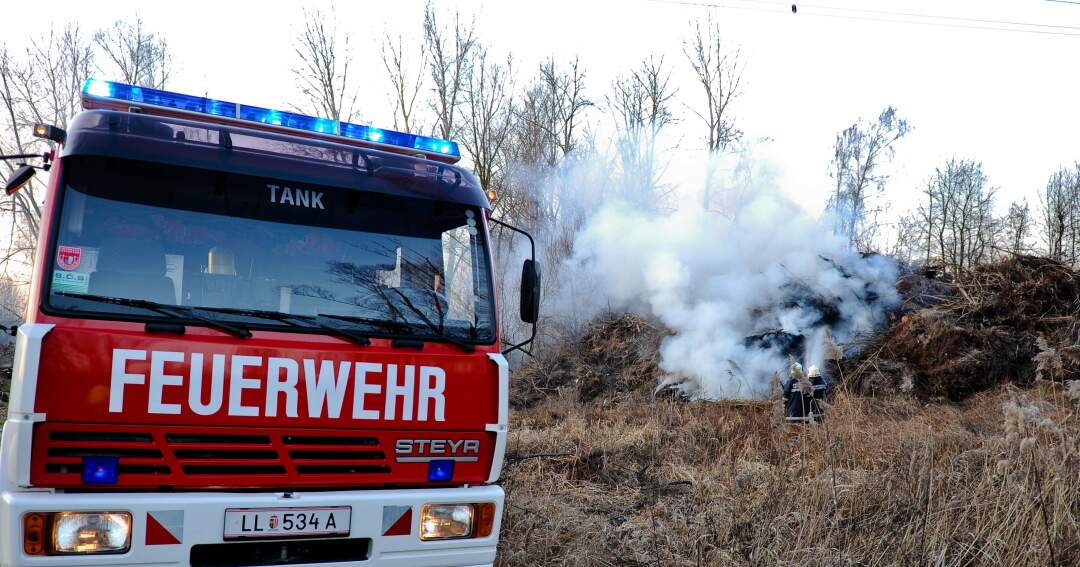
[795,0,1080,31]
[645,0,790,16]
[646,0,1080,37]
[670,0,1080,30]
[795,9,1080,37]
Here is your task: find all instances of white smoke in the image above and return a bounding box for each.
[535,145,900,400]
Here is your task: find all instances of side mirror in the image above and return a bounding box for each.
[520,259,541,324]
[4,165,35,196]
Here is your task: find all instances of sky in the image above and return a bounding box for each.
[5,0,1080,234]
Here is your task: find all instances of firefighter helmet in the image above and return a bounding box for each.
[808,365,821,378]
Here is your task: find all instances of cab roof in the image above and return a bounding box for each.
[61,110,491,210]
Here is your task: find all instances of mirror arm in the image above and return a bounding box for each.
[0,153,46,162]
[488,217,535,261]
[2,152,52,172]
[501,326,537,357]
[489,216,538,357]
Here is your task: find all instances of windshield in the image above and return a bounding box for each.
[46,155,496,344]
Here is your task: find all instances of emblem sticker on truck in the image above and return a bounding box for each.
[382,506,412,536]
[51,270,90,293]
[57,245,82,270]
[146,510,183,545]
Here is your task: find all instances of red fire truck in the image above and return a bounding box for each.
[0,79,540,566]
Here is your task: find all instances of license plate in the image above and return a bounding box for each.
[224,506,351,539]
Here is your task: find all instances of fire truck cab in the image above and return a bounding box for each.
[0,79,539,567]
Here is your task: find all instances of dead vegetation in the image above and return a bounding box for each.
[843,256,1080,400]
[500,376,1080,566]
[513,314,671,407]
[499,256,1080,565]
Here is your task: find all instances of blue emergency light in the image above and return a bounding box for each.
[81,78,461,160]
[427,459,455,482]
[238,104,338,134]
[84,78,237,117]
[81,456,119,485]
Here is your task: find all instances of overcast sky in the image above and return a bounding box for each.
[7,0,1080,230]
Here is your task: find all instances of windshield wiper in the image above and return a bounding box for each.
[385,288,476,353]
[318,312,475,353]
[191,307,372,348]
[207,306,375,347]
[316,313,411,333]
[55,292,251,339]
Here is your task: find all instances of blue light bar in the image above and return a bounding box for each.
[82,78,236,117]
[81,78,461,160]
[82,456,119,485]
[341,123,408,148]
[414,135,459,157]
[427,459,454,482]
[341,122,460,158]
[238,104,338,134]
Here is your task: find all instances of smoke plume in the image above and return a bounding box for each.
[538,146,900,400]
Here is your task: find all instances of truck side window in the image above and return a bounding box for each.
[442,225,477,323]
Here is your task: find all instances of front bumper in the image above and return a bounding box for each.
[0,484,502,567]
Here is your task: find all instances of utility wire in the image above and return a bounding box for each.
[645,0,790,16]
[682,0,1080,30]
[795,0,1080,31]
[646,0,1080,37]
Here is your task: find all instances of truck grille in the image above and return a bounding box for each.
[30,423,487,490]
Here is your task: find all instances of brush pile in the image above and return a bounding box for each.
[842,256,1080,400]
[516,256,1079,405]
[512,314,670,407]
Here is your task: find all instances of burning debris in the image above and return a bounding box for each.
[560,198,901,400]
[520,255,1080,406]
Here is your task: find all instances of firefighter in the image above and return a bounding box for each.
[782,361,813,424]
[783,362,829,424]
[806,365,828,422]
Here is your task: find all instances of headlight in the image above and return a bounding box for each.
[419,504,473,540]
[418,502,497,541]
[51,512,131,554]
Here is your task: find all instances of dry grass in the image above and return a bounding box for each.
[498,384,1080,566]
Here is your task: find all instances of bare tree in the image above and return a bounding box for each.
[495,57,593,271]
[908,159,997,271]
[380,33,426,133]
[459,47,514,198]
[496,56,593,228]
[94,16,171,88]
[1039,165,1080,264]
[423,2,476,140]
[534,57,592,165]
[684,17,743,154]
[609,56,676,136]
[827,106,910,251]
[891,211,924,264]
[607,55,677,209]
[292,7,357,122]
[1,25,94,268]
[1001,199,1032,257]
